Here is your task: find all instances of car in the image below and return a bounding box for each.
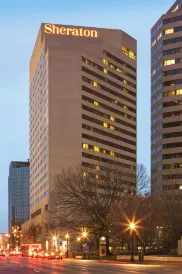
[54,251,63,260]
[44,250,55,260]
[9,250,18,257]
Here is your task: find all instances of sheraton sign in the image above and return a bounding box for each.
[44,24,98,38]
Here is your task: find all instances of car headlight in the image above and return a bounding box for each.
[51,252,54,255]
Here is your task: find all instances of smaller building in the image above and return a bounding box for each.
[8,161,30,233]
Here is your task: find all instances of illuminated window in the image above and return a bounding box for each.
[110,116,115,121]
[104,69,108,74]
[94,101,99,106]
[124,105,128,110]
[103,149,106,154]
[85,59,89,64]
[164,59,175,66]
[110,151,115,157]
[123,80,128,84]
[164,91,175,96]
[96,175,99,179]
[83,172,87,177]
[180,185,182,190]
[96,166,100,171]
[176,89,182,95]
[165,28,174,34]
[103,122,108,128]
[93,82,100,88]
[122,45,136,60]
[110,125,115,130]
[110,64,114,69]
[103,59,108,65]
[94,146,100,152]
[117,67,122,73]
[83,143,89,149]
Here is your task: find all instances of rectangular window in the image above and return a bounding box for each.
[94,101,99,106]
[103,122,108,128]
[122,45,136,60]
[110,125,115,130]
[110,116,115,122]
[94,146,100,152]
[176,89,182,95]
[96,166,100,171]
[165,28,174,34]
[103,69,107,74]
[93,82,99,88]
[83,143,89,149]
[103,59,108,65]
[164,59,175,66]
[110,151,115,156]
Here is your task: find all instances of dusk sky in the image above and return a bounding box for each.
[0,0,174,231]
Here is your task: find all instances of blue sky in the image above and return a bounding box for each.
[0,0,174,231]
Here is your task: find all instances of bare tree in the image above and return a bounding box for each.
[49,164,149,254]
[22,223,42,244]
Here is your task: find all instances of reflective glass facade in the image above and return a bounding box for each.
[8,161,30,232]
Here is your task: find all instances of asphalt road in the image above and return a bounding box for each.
[0,256,182,273]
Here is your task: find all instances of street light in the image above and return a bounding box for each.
[65,233,69,258]
[77,237,81,254]
[82,231,88,260]
[129,222,135,262]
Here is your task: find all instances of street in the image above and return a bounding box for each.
[0,256,181,273]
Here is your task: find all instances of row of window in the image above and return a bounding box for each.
[82,124,135,146]
[82,92,135,123]
[82,152,134,170]
[103,50,136,73]
[151,73,162,87]
[152,104,162,116]
[151,52,163,67]
[151,93,162,107]
[30,190,48,208]
[164,79,182,87]
[82,143,135,162]
[152,124,162,135]
[82,57,136,85]
[121,45,136,60]
[152,62,162,76]
[82,68,136,97]
[82,133,135,154]
[102,59,136,80]
[151,134,162,146]
[82,114,136,138]
[151,155,162,165]
[82,104,135,130]
[30,172,48,192]
[30,162,48,185]
[151,145,162,155]
[82,83,136,116]
[151,83,163,97]
[82,79,135,112]
[151,21,163,38]
[151,114,162,126]
[30,181,48,201]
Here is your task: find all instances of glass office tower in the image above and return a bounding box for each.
[8,161,30,232]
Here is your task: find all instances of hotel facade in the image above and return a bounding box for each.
[151,0,182,192]
[29,23,137,224]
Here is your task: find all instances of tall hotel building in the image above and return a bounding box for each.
[151,0,182,192]
[30,23,137,221]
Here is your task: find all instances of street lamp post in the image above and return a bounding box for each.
[65,233,69,258]
[77,237,81,254]
[129,223,135,262]
[82,231,87,260]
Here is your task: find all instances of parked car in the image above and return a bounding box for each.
[54,251,63,260]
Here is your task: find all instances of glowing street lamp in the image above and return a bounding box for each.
[129,222,135,262]
[65,233,69,258]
